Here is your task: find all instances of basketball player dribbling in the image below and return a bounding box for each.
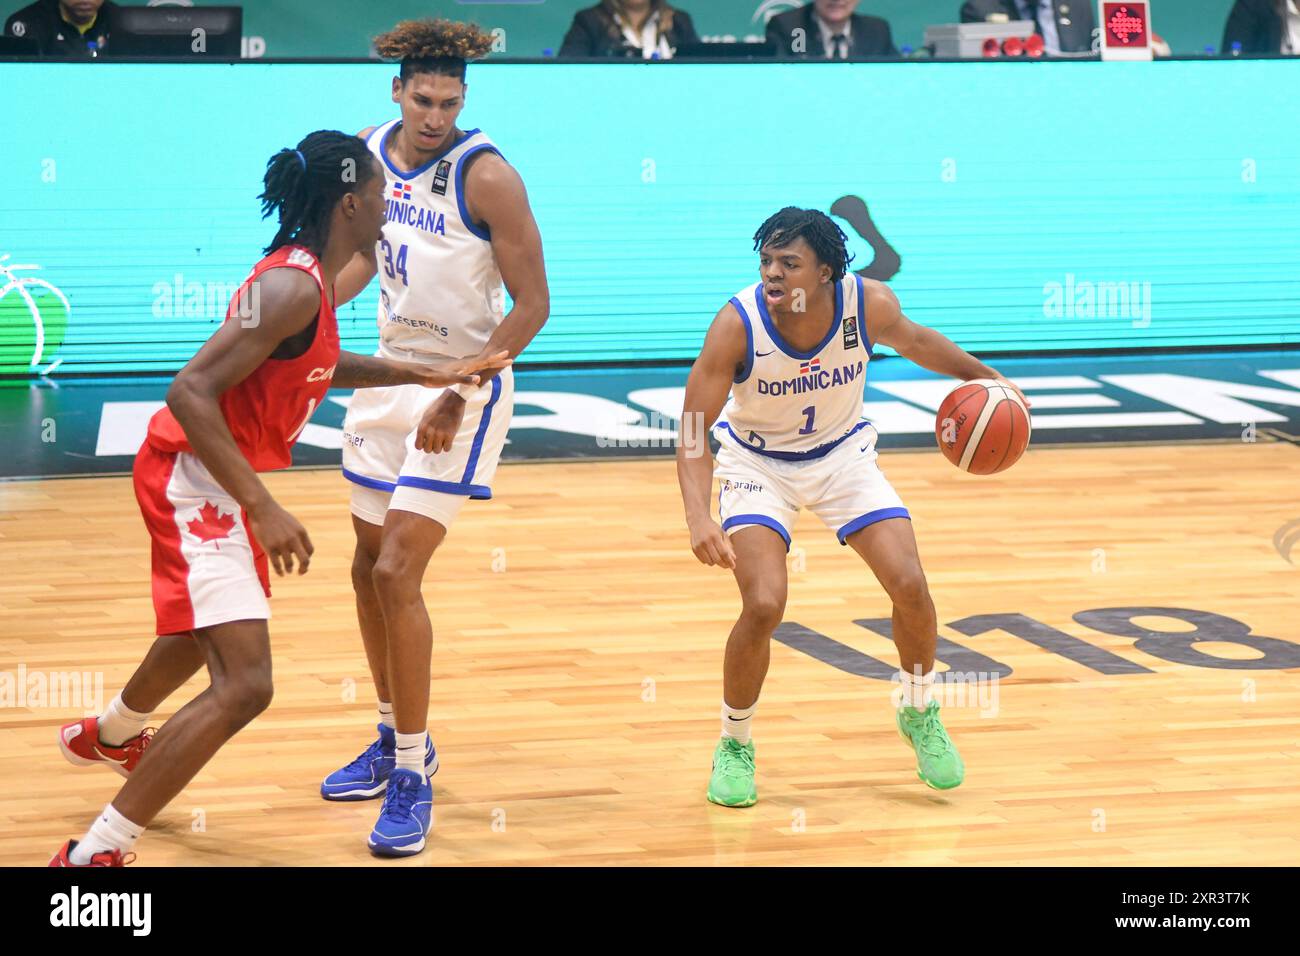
[676,207,1029,806]
[320,20,549,856]
[49,130,509,866]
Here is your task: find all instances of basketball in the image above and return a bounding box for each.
[934,379,1031,474]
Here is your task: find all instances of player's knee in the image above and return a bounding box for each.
[371,555,420,604]
[213,672,274,726]
[741,591,787,631]
[351,548,378,594]
[243,678,275,720]
[887,569,932,612]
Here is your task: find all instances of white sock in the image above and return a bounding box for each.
[898,667,936,712]
[721,699,757,746]
[70,803,143,865]
[394,731,428,780]
[97,692,150,747]
[378,700,396,730]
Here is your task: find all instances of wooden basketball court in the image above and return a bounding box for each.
[2,441,1298,866]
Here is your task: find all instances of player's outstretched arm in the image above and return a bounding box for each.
[165,267,321,575]
[333,349,512,389]
[863,279,1030,407]
[676,303,748,570]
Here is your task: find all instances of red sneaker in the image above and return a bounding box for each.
[58,717,154,778]
[49,839,134,867]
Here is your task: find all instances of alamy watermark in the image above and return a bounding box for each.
[595,409,709,457]
[0,665,104,712]
[890,669,1000,717]
[50,887,151,936]
[1043,274,1151,328]
[152,274,261,327]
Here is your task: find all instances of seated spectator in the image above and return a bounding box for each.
[961,0,1096,54]
[1223,0,1300,55]
[3,0,117,56]
[559,1,700,59]
[766,1,897,59]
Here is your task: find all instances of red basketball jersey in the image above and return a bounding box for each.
[146,245,341,472]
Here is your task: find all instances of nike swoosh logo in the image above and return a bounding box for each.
[756,350,775,357]
[92,746,128,765]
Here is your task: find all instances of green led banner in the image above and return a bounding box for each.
[1,60,1297,376]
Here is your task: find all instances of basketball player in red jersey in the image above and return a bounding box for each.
[49,130,508,867]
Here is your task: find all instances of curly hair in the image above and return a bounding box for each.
[753,207,855,283]
[599,1,679,42]
[373,19,495,83]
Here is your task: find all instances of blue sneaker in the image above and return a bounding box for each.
[320,723,439,801]
[368,768,434,857]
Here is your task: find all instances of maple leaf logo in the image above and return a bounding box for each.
[187,501,236,547]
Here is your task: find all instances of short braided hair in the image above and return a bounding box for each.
[753,207,855,282]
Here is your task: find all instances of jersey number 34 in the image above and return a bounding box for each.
[381,240,409,286]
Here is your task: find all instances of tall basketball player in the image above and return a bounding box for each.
[320,20,549,857]
[676,207,1028,807]
[50,131,508,866]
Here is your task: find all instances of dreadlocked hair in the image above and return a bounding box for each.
[373,19,495,84]
[752,207,855,282]
[259,130,376,255]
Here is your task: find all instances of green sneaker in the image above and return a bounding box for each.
[707,737,757,807]
[896,700,965,790]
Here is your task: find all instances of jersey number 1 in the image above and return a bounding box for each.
[288,398,317,443]
[798,406,816,435]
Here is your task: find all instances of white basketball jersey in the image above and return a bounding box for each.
[366,121,504,358]
[715,275,874,460]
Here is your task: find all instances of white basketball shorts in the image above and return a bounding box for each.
[713,424,909,551]
[341,354,513,530]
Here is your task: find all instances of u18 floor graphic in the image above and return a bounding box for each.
[777,607,1300,680]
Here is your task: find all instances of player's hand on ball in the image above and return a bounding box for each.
[415,390,468,454]
[689,518,737,570]
[985,371,1031,408]
[248,499,314,576]
[414,349,512,388]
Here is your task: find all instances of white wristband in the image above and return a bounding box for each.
[449,382,477,400]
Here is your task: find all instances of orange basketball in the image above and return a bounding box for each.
[934,379,1031,475]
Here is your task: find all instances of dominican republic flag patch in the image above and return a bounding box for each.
[391,182,412,200]
[799,357,821,375]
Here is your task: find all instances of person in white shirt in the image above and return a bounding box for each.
[559,1,701,59]
[765,1,898,59]
[323,19,550,858]
[677,207,1028,804]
